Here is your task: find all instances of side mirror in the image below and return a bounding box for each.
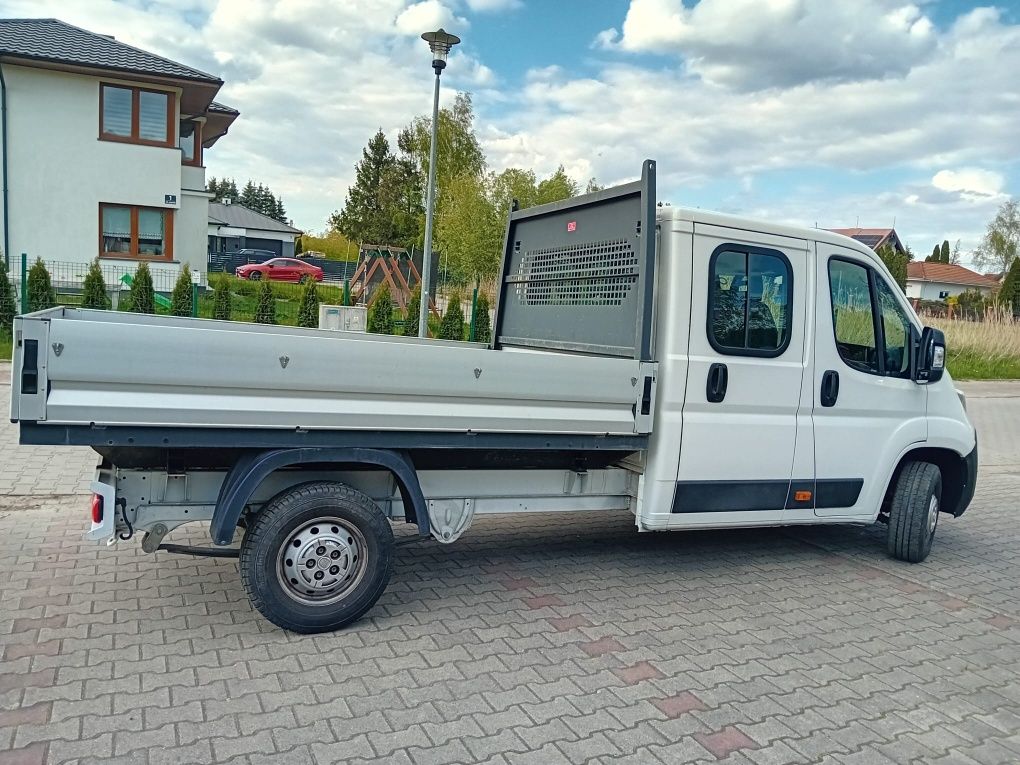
[915,326,946,384]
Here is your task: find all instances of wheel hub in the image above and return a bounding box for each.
[278,518,366,604]
[927,494,939,535]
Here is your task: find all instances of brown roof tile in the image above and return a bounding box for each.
[906,262,1000,288]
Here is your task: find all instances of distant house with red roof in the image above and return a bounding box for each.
[904,262,1000,301]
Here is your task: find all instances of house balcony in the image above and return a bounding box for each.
[181,164,206,195]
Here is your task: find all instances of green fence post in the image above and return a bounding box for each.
[191,283,199,318]
[343,279,350,307]
[19,253,27,314]
[468,287,478,342]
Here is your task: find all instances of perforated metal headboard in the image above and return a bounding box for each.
[493,160,657,360]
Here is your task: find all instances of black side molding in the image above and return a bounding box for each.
[673,478,865,513]
[21,339,38,395]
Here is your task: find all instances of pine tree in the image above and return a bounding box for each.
[297,279,320,328]
[999,257,1020,315]
[438,292,464,341]
[27,258,56,313]
[474,291,492,343]
[330,130,397,244]
[402,285,421,336]
[927,244,940,262]
[940,239,951,263]
[367,283,393,334]
[170,266,193,317]
[254,279,276,324]
[273,195,288,224]
[81,258,111,310]
[240,180,259,209]
[213,276,232,320]
[129,262,155,314]
[0,256,16,336]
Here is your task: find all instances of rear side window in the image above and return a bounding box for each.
[708,247,792,356]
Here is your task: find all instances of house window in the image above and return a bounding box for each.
[179,120,202,166]
[100,84,174,147]
[938,290,950,299]
[100,204,173,260]
[708,245,792,357]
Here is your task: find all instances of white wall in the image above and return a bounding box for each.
[2,65,191,266]
[906,280,994,300]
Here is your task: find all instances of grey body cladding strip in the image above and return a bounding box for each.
[20,424,648,452]
[672,479,865,513]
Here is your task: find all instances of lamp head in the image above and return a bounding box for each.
[421,28,461,73]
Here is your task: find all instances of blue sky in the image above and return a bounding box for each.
[3,0,1018,262]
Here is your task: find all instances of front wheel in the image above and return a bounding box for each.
[239,482,394,633]
[248,271,262,281]
[887,461,942,563]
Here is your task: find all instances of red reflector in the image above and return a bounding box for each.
[567,220,577,232]
[90,494,103,525]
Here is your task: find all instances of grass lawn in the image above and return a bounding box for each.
[0,335,10,361]
[926,311,1020,380]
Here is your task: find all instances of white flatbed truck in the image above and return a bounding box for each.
[9,161,977,633]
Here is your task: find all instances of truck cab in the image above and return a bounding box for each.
[636,205,977,540]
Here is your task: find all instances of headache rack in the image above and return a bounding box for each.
[493,159,657,360]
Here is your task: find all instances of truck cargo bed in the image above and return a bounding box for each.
[12,309,654,449]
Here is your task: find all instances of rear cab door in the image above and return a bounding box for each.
[669,223,812,524]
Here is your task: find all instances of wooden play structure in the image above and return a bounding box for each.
[349,244,439,316]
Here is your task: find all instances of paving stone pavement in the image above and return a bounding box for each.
[1,371,1019,764]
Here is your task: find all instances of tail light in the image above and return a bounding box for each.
[90,493,104,525]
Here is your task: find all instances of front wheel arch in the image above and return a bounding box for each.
[881,447,966,519]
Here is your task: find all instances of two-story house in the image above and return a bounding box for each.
[0,18,237,284]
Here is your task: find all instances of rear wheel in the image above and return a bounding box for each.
[887,461,942,563]
[239,482,394,633]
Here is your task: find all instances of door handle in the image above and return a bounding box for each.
[821,369,839,407]
[706,363,728,403]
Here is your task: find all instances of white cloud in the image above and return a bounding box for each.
[395,1,467,36]
[600,0,938,89]
[932,169,1005,199]
[464,0,522,11]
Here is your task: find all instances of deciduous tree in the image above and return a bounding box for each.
[974,199,1020,274]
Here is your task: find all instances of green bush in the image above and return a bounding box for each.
[297,279,320,328]
[0,256,16,336]
[213,276,232,320]
[81,258,111,310]
[438,292,464,341]
[402,285,421,337]
[294,236,303,256]
[170,266,193,317]
[129,262,155,314]
[27,258,56,313]
[254,279,277,324]
[367,284,394,334]
[473,291,491,343]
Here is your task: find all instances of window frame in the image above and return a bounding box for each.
[706,243,794,359]
[99,83,176,148]
[99,203,174,261]
[179,120,203,166]
[827,255,916,379]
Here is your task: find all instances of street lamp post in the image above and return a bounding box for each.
[418,28,460,338]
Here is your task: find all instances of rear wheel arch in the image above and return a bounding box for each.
[209,448,428,546]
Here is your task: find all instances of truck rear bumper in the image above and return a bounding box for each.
[952,440,978,518]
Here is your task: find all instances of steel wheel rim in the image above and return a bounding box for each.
[927,494,939,535]
[277,517,368,605]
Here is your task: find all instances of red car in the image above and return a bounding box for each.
[236,258,324,283]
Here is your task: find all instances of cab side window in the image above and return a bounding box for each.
[828,258,913,378]
[709,247,792,356]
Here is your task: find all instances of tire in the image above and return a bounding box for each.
[239,482,394,633]
[249,271,262,281]
[886,461,942,563]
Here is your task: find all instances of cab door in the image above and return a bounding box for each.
[812,245,926,517]
[672,226,811,524]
